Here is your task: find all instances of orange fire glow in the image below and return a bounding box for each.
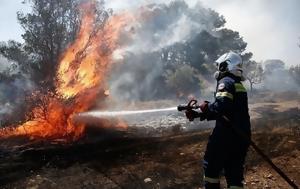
[0,2,133,141]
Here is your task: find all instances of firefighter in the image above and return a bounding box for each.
[185,52,251,189]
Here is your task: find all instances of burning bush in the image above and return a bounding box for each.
[0,1,132,141]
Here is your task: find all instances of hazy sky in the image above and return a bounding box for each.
[0,1,30,42]
[201,0,300,66]
[0,0,299,66]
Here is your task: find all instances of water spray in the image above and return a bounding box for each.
[77,107,178,118]
[73,107,179,126]
[76,99,200,119]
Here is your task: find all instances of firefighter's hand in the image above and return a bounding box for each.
[199,113,207,121]
[199,101,209,113]
[185,109,200,121]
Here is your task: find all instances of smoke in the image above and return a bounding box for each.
[107,0,300,103]
[199,0,300,66]
[0,56,34,126]
[264,70,299,92]
[106,0,300,66]
[262,60,300,92]
[109,52,164,101]
[108,1,220,101]
[117,2,216,53]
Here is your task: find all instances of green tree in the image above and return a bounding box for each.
[1,0,109,89]
[0,0,104,90]
[18,0,81,83]
[165,64,201,97]
[162,24,250,78]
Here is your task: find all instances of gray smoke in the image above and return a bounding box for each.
[109,1,219,101]
[198,0,300,66]
[118,2,216,53]
[263,59,300,92]
[265,70,299,92]
[0,56,34,126]
[109,52,164,101]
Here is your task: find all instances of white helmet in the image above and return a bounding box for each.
[215,51,245,80]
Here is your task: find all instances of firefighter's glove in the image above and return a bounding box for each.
[185,109,201,122]
[199,101,209,113]
[199,113,207,121]
[198,101,211,121]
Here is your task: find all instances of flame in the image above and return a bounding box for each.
[0,2,132,141]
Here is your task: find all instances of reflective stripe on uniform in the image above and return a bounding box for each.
[216,92,234,100]
[235,83,247,93]
[203,176,220,183]
[228,186,244,189]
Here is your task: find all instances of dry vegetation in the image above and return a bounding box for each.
[0,93,299,189]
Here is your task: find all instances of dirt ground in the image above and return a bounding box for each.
[0,94,299,189]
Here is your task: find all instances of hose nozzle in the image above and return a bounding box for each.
[177,99,199,111]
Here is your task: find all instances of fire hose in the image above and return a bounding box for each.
[177,99,299,189]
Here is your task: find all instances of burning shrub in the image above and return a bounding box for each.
[0,1,132,141]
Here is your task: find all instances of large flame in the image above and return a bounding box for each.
[0,2,132,141]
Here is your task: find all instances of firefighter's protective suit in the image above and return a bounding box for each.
[203,73,251,189]
[186,52,251,189]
